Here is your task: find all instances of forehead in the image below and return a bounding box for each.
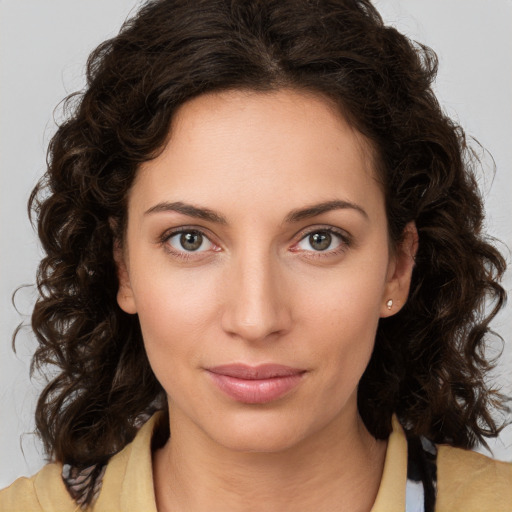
[170,88,376,170]
[131,88,383,221]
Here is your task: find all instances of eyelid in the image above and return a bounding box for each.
[159,226,221,256]
[290,225,352,254]
[296,224,351,243]
[160,225,215,242]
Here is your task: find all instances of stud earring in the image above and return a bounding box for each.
[386,299,393,310]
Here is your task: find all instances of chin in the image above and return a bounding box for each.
[214,429,303,454]
[203,408,316,454]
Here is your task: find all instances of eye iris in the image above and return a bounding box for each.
[309,232,331,251]
[180,232,202,251]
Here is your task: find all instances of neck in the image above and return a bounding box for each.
[153,406,387,512]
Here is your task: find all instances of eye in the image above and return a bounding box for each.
[295,228,348,253]
[166,230,214,253]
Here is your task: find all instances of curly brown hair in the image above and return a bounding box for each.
[26,0,507,471]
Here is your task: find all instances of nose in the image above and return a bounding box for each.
[220,251,292,343]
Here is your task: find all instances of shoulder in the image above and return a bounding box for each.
[92,413,159,511]
[436,444,512,512]
[1,413,161,512]
[0,462,76,512]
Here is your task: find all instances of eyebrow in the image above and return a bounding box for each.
[144,201,228,224]
[283,200,368,223]
[144,199,368,224]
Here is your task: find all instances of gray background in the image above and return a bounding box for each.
[1,0,511,487]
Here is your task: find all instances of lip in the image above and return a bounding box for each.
[206,364,306,404]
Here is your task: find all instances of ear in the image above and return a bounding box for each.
[380,221,418,317]
[113,240,138,314]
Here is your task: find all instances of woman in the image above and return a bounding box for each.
[1,0,511,511]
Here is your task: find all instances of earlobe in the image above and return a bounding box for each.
[113,241,137,315]
[380,222,418,318]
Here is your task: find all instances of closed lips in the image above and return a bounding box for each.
[207,364,306,379]
[206,364,306,404]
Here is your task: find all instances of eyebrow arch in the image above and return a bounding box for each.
[144,201,228,224]
[284,200,368,223]
[144,199,368,225]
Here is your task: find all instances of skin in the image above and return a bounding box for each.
[115,89,417,512]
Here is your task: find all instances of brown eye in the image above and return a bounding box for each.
[180,232,203,251]
[308,232,332,251]
[167,230,213,253]
[295,228,349,254]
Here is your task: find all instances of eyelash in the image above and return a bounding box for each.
[292,226,352,258]
[159,226,352,261]
[159,227,218,261]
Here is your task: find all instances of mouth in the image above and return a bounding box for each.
[205,364,306,404]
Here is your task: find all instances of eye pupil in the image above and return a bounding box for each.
[180,232,202,251]
[309,232,331,251]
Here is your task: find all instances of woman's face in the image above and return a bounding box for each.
[116,89,415,452]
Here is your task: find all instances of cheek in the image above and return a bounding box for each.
[305,290,380,374]
[296,259,387,337]
[294,259,387,381]
[129,261,220,374]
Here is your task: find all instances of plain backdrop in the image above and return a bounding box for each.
[1,0,511,488]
